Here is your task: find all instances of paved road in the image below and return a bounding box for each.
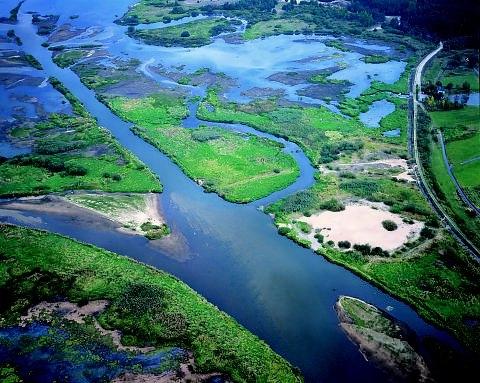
[409,42,480,259]
[437,131,480,215]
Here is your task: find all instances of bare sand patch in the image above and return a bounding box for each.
[298,201,423,251]
[65,192,166,236]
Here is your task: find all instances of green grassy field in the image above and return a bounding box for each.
[0,224,302,382]
[117,0,204,25]
[243,18,315,40]
[198,88,374,165]
[130,18,236,47]
[0,80,161,197]
[446,133,480,166]
[424,50,479,92]
[429,140,480,244]
[108,94,299,203]
[430,107,480,135]
[430,107,480,195]
[53,49,90,68]
[441,71,479,91]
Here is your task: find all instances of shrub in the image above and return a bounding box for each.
[278,226,291,236]
[353,243,371,255]
[296,221,312,234]
[191,128,221,142]
[338,240,351,249]
[420,227,435,239]
[180,30,190,38]
[314,233,324,243]
[371,247,389,257]
[425,216,440,228]
[320,198,345,212]
[140,222,170,240]
[65,164,87,176]
[382,220,398,231]
[171,6,185,14]
[111,174,122,181]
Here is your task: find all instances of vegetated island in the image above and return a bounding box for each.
[335,296,430,382]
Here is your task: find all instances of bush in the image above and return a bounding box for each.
[338,240,351,249]
[140,222,170,240]
[420,227,435,239]
[111,174,122,181]
[296,221,311,234]
[191,128,221,142]
[382,220,398,231]
[278,226,291,236]
[353,243,371,255]
[314,233,324,243]
[180,30,190,38]
[371,246,389,257]
[320,198,345,212]
[65,164,87,176]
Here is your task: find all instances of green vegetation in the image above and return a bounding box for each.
[382,220,398,231]
[430,106,479,142]
[68,193,146,217]
[129,18,236,47]
[0,224,302,382]
[66,193,170,239]
[425,50,479,93]
[309,73,350,86]
[0,365,22,383]
[140,221,171,239]
[338,240,351,249]
[117,0,203,25]
[425,63,480,242]
[441,71,479,92]
[107,94,299,203]
[425,114,480,248]
[53,49,89,68]
[267,173,430,224]
[324,39,350,52]
[361,54,390,64]
[73,62,129,90]
[336,296,429,380]
[198,88,372,165]
[243,18,315,40]
[338,296,398,335]
[0,78,161,197]
[24,54,42,70]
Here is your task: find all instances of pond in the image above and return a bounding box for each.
[359,99,396,128]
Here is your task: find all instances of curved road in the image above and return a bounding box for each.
[410,42,480,259]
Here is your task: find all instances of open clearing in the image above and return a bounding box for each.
[298,202,423,251]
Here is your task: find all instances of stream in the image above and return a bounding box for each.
[0,1,473,381]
